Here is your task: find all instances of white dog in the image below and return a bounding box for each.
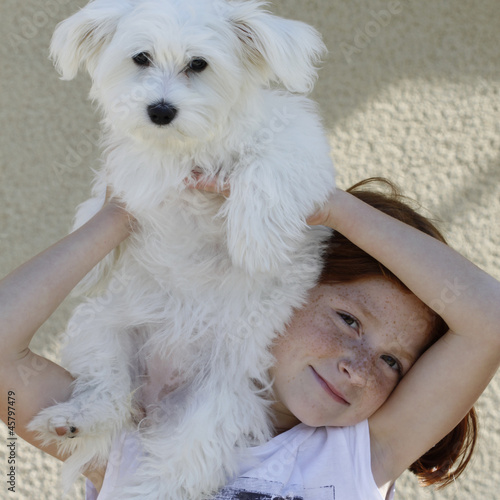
[29,0,335,498]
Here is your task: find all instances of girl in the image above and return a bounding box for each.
[1,178,499,499]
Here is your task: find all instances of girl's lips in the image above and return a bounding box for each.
[310,366,350,405]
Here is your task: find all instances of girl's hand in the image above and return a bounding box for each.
[104,186,137,232]
[184,171,231,197]
[306,189,344,227]
[185,171,343,228]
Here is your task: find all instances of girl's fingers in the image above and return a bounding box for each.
[306,212,323,225]
[185,173,231,197]
[306,207,330,226]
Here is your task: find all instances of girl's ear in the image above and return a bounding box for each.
[228,0,327,93]
[50,0,132,80]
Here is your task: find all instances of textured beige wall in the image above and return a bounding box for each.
[0,0,499,498]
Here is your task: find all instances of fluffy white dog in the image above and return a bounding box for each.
[29,0,335,498]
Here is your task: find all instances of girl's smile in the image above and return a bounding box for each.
[310,366,350,405]
[269,277,436,431]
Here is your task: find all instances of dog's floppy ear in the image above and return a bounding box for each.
[50,0,132,80]
[228,1,326,93]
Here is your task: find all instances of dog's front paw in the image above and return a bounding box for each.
[28,394,126,490]
[28,401,97,444]
[28,386,128,447]
[225,198,306,275]
[227,228,295,275]
[222,165,312,275]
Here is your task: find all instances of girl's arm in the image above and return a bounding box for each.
[311,189,500,487]
[0,201,133,461]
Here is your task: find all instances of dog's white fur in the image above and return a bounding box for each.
[28,0,335,498]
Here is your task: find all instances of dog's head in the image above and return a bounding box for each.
[51,0,326,145]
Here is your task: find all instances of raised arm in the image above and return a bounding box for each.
[311,189,500,486]
[0,201,133,461]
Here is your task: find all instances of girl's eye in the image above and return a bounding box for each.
[338,312,359,330]
[381,354,402,375]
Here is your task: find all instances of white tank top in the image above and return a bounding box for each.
[86,420,395,500]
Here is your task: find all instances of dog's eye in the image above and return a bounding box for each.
[133,52,152,67]
[188,58,208,73]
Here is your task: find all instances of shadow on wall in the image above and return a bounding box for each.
[273,0,500,127]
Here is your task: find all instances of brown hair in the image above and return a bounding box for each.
[318,177,478,489]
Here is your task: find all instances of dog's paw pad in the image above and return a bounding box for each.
[47,415,80,437]
[54,425,79,438]
[39,412,85,439]
[28,408,85,444]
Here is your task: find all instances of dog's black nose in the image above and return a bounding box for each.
[147,101,177,126]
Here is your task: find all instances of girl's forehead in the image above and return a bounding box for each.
[313,277,407,307]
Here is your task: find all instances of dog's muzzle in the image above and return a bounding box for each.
[148,101,178,126]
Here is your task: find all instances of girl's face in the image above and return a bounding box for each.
[270,278,436,431]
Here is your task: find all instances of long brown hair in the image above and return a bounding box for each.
[318,177,477,489]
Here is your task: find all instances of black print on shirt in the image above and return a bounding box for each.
[236,493,302,500]
[216,490,303,499]
[214,478,335,500]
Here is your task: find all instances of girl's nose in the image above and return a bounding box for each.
[338,358,368,387]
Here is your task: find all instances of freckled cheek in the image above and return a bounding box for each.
[365,370,398,409]
[280,312,341,356]
[369,377,395,402]
[347,347,396,391]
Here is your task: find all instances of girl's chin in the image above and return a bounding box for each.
[269,403,302,433]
